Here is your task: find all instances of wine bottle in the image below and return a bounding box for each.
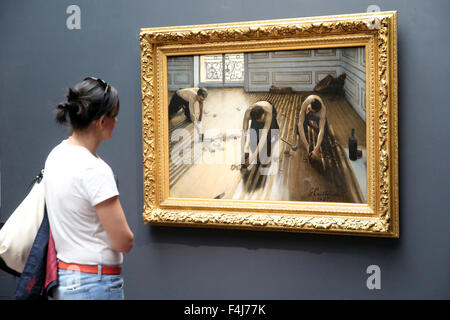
[349,128,357,161]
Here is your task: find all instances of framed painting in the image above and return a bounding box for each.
[140,11,399,237]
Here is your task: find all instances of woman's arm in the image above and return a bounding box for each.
[95,196,134,253]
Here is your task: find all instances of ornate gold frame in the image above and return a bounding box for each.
[140,11,399,237]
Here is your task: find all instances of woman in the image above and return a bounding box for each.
[44,77,134,300]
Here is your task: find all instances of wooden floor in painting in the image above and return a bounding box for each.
[168,88,366,203]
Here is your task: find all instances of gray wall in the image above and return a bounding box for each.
[1,0,449,300]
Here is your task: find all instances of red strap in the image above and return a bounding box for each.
[58,261,122,275]
[45,228,58,290]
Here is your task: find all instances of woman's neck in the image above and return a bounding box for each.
[67,130,101,157]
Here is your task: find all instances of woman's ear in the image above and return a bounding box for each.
[96,115,106,128]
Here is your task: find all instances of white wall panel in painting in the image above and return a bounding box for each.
[246,49,340,92]
[338,47,366,121]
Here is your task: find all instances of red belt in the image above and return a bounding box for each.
[58,261,122,275]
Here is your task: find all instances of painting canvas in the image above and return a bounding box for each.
[168,47,367,203]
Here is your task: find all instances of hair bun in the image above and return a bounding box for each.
[57,102,70,110]
[56,102,70,124]
[56,100,83,124]
[57,101,80,113]
[67,88,80,101]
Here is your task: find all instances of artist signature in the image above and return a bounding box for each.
[309,187,340,201]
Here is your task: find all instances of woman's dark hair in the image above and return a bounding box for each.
[310,99,322,112]
[56,77,120,130]
[250,105,265,121]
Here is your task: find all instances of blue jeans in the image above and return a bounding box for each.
[52,267,124,300]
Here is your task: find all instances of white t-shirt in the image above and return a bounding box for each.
[44,140,122,266]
